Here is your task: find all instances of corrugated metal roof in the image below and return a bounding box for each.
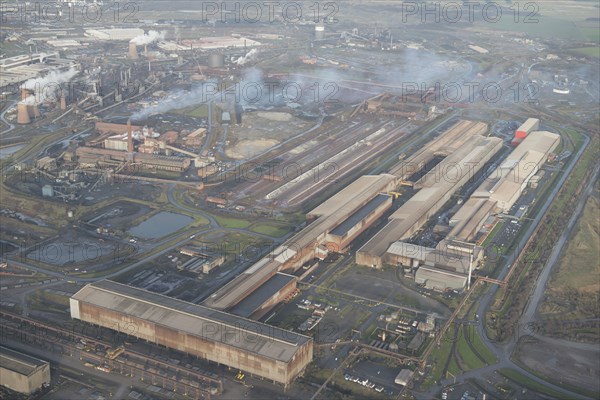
[517,118,540,133]
[230,273,296,318]
[72,280,311,362]
[330,194,391,236]
[358,135,502,261]
[415,267,467,290]
[0,346,48,376]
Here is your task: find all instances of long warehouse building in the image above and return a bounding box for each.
[70,280,313,387]
[203,174,397,311]
[357,121,503,268]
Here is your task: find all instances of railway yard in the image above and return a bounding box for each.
[1,1,599,399]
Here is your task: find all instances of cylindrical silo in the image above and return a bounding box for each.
[129,42,139,59]
[315,24,325,40]
[208,53,224,68]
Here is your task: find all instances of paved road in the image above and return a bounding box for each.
[0,100,17,135]
[521,165,599,324]
[416,131,593,400]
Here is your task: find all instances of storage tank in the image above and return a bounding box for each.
[128,41,138,59]
[42,185,54,197]
[208,53,224,68]
[315,24,325,40]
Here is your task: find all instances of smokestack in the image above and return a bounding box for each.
[128,42,138,59]
[17,103,31,124]
[60,94,67,110]
[32,105,41,118]
[127,119,133,159]
[144,44,148,57]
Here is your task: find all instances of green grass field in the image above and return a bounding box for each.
[476,15,586,40]
[572,47,600,58]
[211,214,251,229]
[579,27,600,42]
[470,328,498,365]
[456,330,486,371]
[182,104,209,118]
[547,194,600,292]
[248,222,293,237]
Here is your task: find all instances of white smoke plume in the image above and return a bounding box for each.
[20,67,79,105]
[21,95,38,105]
[235,49,259,66]
[130,68,267,121]
[130,30,166,45]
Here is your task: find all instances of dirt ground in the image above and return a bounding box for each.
[225,138,280,159]
[228,110,310,141]
[515,336,600,394]
[331,267,452,317]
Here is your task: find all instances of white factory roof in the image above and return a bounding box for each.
[308,174,395,218]
[489,131,560,211]
[358,135,502,259]
[447,198,496,242]
[84,28,145,41]
[517,118,540,133]
[395,369,414,386]
[72,280,311,363]
[181,37,261,50]
[415,266,467,290]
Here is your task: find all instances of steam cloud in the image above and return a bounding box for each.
[20,67,79,105]
[235,49,259,66]
[130,30,166,45]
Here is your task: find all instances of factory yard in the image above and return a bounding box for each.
[515,336,600,395]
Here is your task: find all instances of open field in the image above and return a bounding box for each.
[248,221,293,237]
[572,47,600,58]
[182,104,208,118]
[497,368,566,399]
[546,193,600,293]
[538,189,600,324]
[210,213,251,229]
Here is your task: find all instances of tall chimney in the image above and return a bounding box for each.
[128,41,138,59]
[144,44,148,57]
[17,103,31,124]
[60,94,67,110]
[32,105,41,118]
[127,119,134,160]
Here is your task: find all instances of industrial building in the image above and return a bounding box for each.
[0,346,51,395]
[357,121,502,268]
[204,174,397,312]
[84,28,145,41]
[229,272,298,319]
[75,121,195,172]
[323,193,392,252]
[373,125,560,291]
[0,52,76,88]
[70,280,313,387]
[75,146,192,172]
[476,130,560,212]
[511,118,539,146]
[157,37,261,52]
